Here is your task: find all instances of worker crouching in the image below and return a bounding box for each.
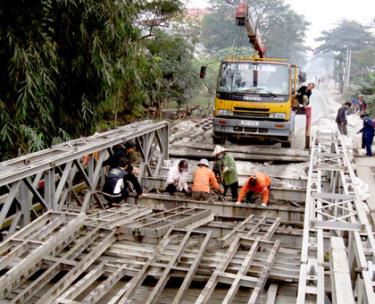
[102,157,143,207]
[192,159,223,201]
[236,172,271,207]
[165,160,190,195]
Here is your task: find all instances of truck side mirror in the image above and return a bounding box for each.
[200,66,207,79]
[298,72,306,83]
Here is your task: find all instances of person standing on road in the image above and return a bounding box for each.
[236,172,271,207]
[192,159,223,201]
[358,95,367,113]
[358,113,374,157]
[212,145,239,202]
[351,97,359,113]
[335,102,352,135]
[297,82,315,107]
[165,160,190,195]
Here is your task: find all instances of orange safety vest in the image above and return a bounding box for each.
[192,166,221,194]
[238,172,271,204]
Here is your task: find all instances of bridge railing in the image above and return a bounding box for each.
[297,129,375,303]
[0,120,169,237]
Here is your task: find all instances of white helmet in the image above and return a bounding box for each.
[198,159,209,167]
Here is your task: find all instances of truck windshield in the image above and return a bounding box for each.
[217,62,290,95]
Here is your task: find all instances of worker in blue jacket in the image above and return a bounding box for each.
[358,113,374,157]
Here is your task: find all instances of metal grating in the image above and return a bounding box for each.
[219,215,280,247]
[118,207,213,238]
[195,236,280,304]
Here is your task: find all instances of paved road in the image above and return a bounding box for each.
[293,85,332,148]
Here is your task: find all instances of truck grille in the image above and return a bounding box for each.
[233,107,269,118]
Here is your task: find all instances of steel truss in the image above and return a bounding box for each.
[0,121,169,236]
[297,130,375,303]
[195,236,280,304]
[115,228,212,304]
[118,206,214,239]
[0,205,302,302]
[0,211,116,303]
[218,215,280,247]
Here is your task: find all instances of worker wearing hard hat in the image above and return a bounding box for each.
[192,159,223,201]
[236,172,271,207]
[212,145,239,202]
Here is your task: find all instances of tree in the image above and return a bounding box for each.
[0,0,183,160]
[315,20,375,54]
[200,0,310,64]
[143,30,201,109]
[315,20,375,92]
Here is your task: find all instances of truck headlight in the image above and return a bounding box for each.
[270,113,286,119]
[218,110,234,116]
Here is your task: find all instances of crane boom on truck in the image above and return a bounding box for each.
[210,0,306,148]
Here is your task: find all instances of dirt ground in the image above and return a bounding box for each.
[168,79,367,183]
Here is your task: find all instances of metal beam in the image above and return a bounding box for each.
[0,121,169,233]
[136,193,305,223]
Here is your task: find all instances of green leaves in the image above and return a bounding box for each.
[200,0,309,64]
[316,20,375,95]
[315,20,375,54]
[0,0,187,160]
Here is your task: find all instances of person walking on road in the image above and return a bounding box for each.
[358,113,374,157]
[335,102,351,135]
[236,172,271,207]
[165,160,190,195]
[212,145,239,202]
[192,159,223,201]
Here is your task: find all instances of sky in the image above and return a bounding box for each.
[185,0,375,48]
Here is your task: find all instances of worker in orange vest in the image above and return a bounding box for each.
[236,172,271,207]
[192,159,223,201]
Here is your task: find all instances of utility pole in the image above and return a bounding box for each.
[344,48,352,92]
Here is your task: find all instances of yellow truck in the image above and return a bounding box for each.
[212,57,302,147]
[209,1,305,148]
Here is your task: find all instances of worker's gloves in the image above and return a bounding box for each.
[223,167,229,173]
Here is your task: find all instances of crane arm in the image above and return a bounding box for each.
[235,0,266,58]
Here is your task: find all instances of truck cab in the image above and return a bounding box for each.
[212,58,301,147]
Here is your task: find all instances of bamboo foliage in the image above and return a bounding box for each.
[0,0,184,160]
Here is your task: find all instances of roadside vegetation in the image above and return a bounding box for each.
[0,0,317,160]
[315,20,375,112]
